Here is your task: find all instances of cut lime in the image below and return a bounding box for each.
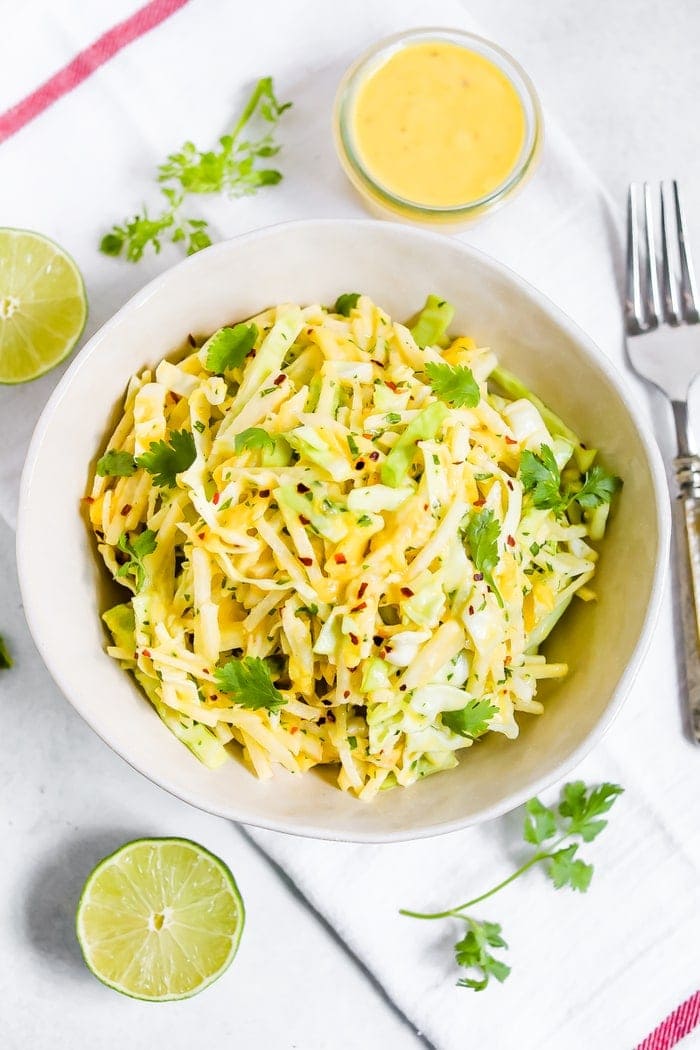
[0,228,87,384]
[76,837,245,1001]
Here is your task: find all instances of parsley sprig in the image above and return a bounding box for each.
[520,445,622,515]
[400,781,623,991]
[101,77,291,262]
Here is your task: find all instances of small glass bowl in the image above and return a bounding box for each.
[333,27,543,226]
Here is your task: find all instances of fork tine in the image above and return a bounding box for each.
[643,182,662,326]
[673,180,700,322]
[660,183,682,324]
[626,184,645,331]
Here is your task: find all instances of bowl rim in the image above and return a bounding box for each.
[16,218,671,842]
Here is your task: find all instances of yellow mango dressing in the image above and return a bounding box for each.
[335,31,541,221]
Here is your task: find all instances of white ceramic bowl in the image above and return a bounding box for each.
[17,220,669,842]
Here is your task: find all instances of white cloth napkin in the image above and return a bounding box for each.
[2,2,699,1048]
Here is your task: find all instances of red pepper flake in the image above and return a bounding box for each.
[400,586,414,598]
[355,460,365,470]
[82,496,94,504]
[474,572,484,581]
[259,488,270,498]
[507,479,514,491]
[504,655,512,666]
[120,503,132,516]
[299,514,310,525]
[300,556,313,566]
[202,668,210,675]
[468,604,475,616]
[473,498,486,507]
[327,710,336,723]
[349,632,359,645]
[423,503,429,511]
[363,432,373,440]
[317,716,326,725]
[369,450,379,461]
[351,602,367,613]
[290,725,299,734]
[142,649,151,658]
[505,435,518,445]
[358,581,368,598]
[187,333,196,347]
[348,665,358,673]
[373,635,383,646]
[273,373,286,386]
[297,483,310,494]
[212,492,220,505]
[399,684,407,692]
[507,534,516,547]
[197,532,206,540]
[334,553,347,564]
[343,690,350,699]
[379,649,386,659]
[322,698,332,706]
[211,694,218,700]
[385,380,399,392]
[371,359,385,368]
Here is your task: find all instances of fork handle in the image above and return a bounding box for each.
[673,454,700,742]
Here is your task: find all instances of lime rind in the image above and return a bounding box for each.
[0,227,88,385]
[75,837,245,1002]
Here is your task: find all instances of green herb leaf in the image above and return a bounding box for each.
[558,781,624,842]
[519,445,564,511]
[193,420,206,433]
[347,434,359,456]
[136,430,196,488]
[96,449,137,478]
[455,920,510,991]
[116,530,157,591]
[204,323,258,374]
[464,507,503,606]
[547,844,594,892]
[425,362,480,408]
[523,797,558,845]
[443,699,497,739]
[571,466,622,509]
[334,292,361,316]
[0,634,12,670]
[234,427,275,455]
[214,656,286,712]
[295,603,319,618]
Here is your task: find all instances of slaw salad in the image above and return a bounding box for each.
[87,294,620,799]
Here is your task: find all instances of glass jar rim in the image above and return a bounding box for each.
[333,27,543,220]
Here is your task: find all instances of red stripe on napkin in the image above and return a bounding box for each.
[0,0,191,144]
[636,991,700,1050]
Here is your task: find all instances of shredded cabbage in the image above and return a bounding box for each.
[88,294,618,798]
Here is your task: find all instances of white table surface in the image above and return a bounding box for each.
[2,1,700,1047]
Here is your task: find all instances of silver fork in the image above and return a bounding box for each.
[626,180,700,742]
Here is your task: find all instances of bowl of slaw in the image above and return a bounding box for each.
[17,220,669,841]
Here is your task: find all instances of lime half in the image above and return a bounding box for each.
[76,837,245,1001]
[0,228,87,384]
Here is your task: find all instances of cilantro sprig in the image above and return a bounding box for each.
[234,427,275,455]
[463,507,503,607]
[136,430,196,488]
[520,445,622,515]
[101,77,291,262]
[214,656,286,712]
[204,323,258,374]
[425,362,480,408]
[116,530,157,592]
[442,699,497,739]
[400,781,623,991]
[0,634,12,670]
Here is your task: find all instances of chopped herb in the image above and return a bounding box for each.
[334,292,361,316]
[356,514,373,526]
[295,604,319,618]
[385,412,402,425]
[96,449,137,478]
[347,434,359,457]
[193,420,206,433]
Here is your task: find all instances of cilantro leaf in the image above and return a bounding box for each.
[136,430,196,488]
[558,781,624,842]
[334,292,361,316]
[425,362,480,408]
[116,530,157,591]
[455,920,510,991]
[519,445,564,511]
[443,698,497,739]
[523,797,557,845]
[571,466,622,509]
[464,507,503,606]
[547,844,594,892]
[234,427,275,455]
[101,78,290,263]
[204,323,258,374]
[214,657,286,712]
[96,450,137,478]
[0,634,12,670]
